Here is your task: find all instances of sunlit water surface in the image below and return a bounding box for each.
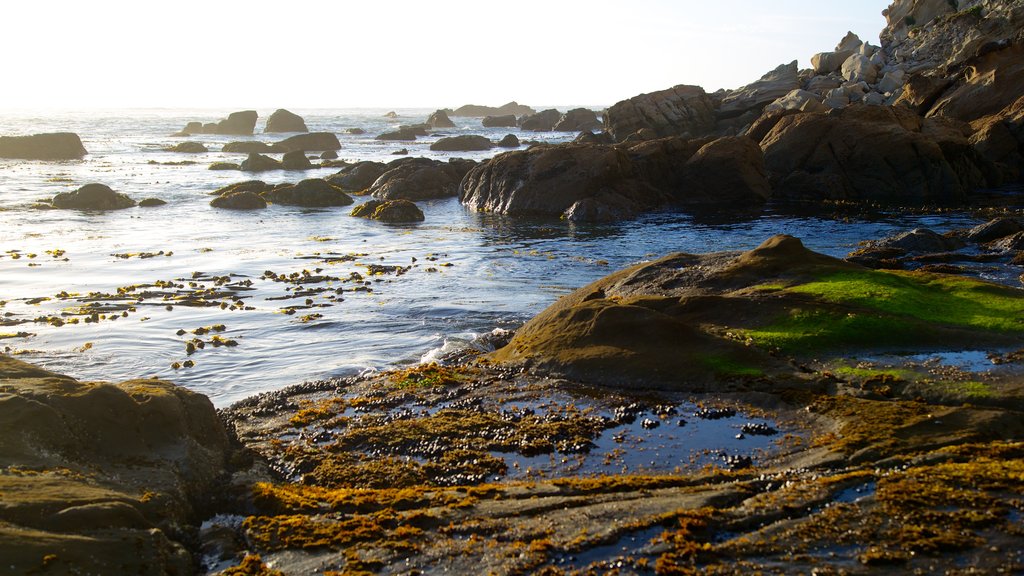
[0,108,1008,406]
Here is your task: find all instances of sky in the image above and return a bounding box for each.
[1,1,889,110]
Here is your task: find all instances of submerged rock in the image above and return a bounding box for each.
[351,198,425,222]
[430,135,493,152]
[261,178,353,207]
[326,161,388,191]
[162,141,207,153]
[138,198,167,207]
[264,108,308,133]
[0,132,88,160]
[52,183,136,210]
[222,141,276,154]
[210,191,268,210]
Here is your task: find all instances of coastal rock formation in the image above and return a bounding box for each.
[326,161,388,191]
[209,180,274,197]
[0,133,88,160]
[759,104,994,203]
[429,135,493,152]
[376,127,420,141]
[553,108,601,132]
[282,150,313,170]
[222,141,276,154]
[273,132,342,152]
[210,190,268,209]
[451,101,535,117]
[208,162,241,170]
[51,183,136,210]
[162,141,207,153]
[261,178,353,207]
[718,61,801,118]
[369,158,474,201]
[0,356,230,574]
[677,136,771,204]
[427,109,456,129]
[176,110,258,136]
[264,108,308,133]
[241,153,283,172]
[351,198,425,222]
[482,114,517,128]
[518,109,563,132]
[497,134,520,148]
[604,85,716,141]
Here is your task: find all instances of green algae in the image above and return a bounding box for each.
[701,355,764,377]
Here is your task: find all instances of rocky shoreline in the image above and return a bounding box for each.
[3,0,1024,574]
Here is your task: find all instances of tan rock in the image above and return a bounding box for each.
[719,61,801,117]
[603,85,716,141]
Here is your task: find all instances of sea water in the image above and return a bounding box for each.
[0,108,1002,405]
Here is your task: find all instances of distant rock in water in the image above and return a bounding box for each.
[427,109,456,129]
[273,132,341,152]
[138,198,167,207]
[326,161,388,191]
[369,157,474,201]
[162,141,207,153]
[264,109,308,133]
[282,150,313,170]
[222,141,276,154]
[430,135,493,152]
[0,132,88,160]
[518,109,562,132]
[261,178,353,207]
[175,110,258,136]
[483,115,517,128]
[604,85,716,141]
[497,134,520,148]
[392,148,409,155]
[320,150,338,160]
[384,111,399,118]
[208,162,241,171]
[351,199,424,223]
[553,108,601,132]
[210,191,267,210]
[376,128,419,141]
[346,127,366,135]
[452,101,536,117]
[241,153,283,172]
[52,183,136,210]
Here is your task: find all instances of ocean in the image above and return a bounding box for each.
[0,108,998,406]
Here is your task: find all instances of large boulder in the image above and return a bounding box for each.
[264,109,308,133]
[719,61,801,118]
[210,191,267,209]
[0,133,87,160]
[483,114,517,128]
[759,104,993,203]
[427,109,456,129]
[763,90,826,115]
[351,199,425,222]
[553,108,601,132]
[676,136,771,205]
[497,134,520,148]
[209,180,273,197]
[376,127,419,141]
[429,135,493,152]
[162,141,207,153]
[326,161,388,191]
[369,158,471,201]
[604,85,716,141]
[261,178,353,207]
[0,356,230,575]
[811,50,855,75]
[273,132,341,152]
[518,109,563,132]
[451,102,535,117]
[281,149,313,170]
[241,153,283,172]
[52,183,136,210]
[841,54,879,84]
[215,110,258,135]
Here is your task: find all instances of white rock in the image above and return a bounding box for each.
[836,31,863,52]
[764,89,827,114]
[811,50,855,75]
[842,54,879,84]
[859,42,878,58]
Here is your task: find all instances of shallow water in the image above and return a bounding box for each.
[0,108,1011,406]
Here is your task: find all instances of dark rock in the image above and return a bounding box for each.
[518,109,563,132]
[376,128,419,141]
[574,131,614,144]
[282,150,313,171]
[346,127,366,135]
[174,121,204,136]
[871,228,966,254]
[430,135,493,152]
[210,191,267,209]
[261,178,353,207]
[138,198,167,207]
[52,184,136,210]
[351,199,425,222]
[452,102,536,117]
[392,148,409,155]
[273,132,341,152]
[677,136,770,205]
[604,85,716,141]
[213,110,258,135]
[483,115,518,128]
[967,218,1024,243]
[241,153,283,172]
[222,141,276,154]
[384,111,399,118]
[326,161,387,191]
[497,134,520,148]
[320,150,338,160]
[264,109,308,133]
[0,133,88,160]
[427,110,456,129]
[208,162,241,171]
[985,231,1024,252]
[402,124,430,137]
[553,108,601,132]
[369,158,468,201]
[162,142,207,153]
[210,180,272,197]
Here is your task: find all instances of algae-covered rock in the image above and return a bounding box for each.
[261,178,353,207]
[350,198,424,222]
[51,183,136,210]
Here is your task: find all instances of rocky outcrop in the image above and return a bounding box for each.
[282,150,313,170]
[265,109,308,133]
[518,109,563,132]
[51,183,136,210]
[604,85,716,141]
[274,132,341,152]
[430,135,493,152]
[369,158,474,201]
[261,178,353,207]
[553,108,602,132]
[162,141,207,153]
[222,141,276,154]
[351,199,425,222]
[497,134,520,148]
[0,133,88,160]
[451,102,535,117]
[677,136,771,205]
[326,161,388,191]
[763,90,827,115]
[970,95,1024,180]
[376,127,420,141]
[241,153,283,172]
[718,61,801,118]
[427,110,456,128]
[0,356,230,575]
[483,114,517,128]
[210,191,268,209]
[759,104,995,203]
[176,110,258,136]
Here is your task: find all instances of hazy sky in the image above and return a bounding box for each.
[2,1,888,110]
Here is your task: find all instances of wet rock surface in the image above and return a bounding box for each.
[0,132,88,160]
[51,183,136,210]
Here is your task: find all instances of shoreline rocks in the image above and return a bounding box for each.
[175,110,257,136]
[0,133,88,160]
[451,101,536,117]
[51,183,136,210]
[264,108,308,133]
